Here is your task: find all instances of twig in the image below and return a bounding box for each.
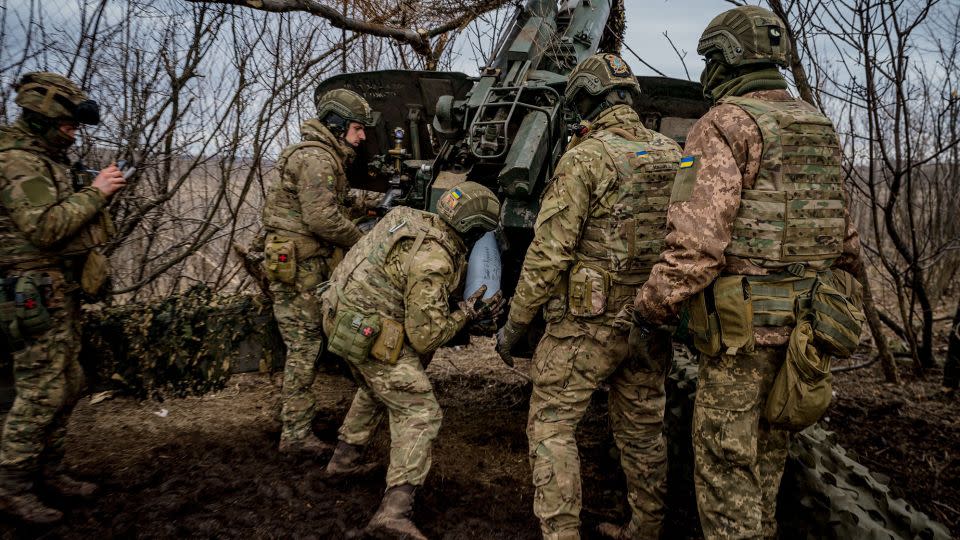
[662,31,690,81]
[621,41,667,77]
[832,354,881,373]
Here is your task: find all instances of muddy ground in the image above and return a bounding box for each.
[0,340,957,539]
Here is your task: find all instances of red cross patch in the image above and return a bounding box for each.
[278,254,288,263]
[362,326,374,336]
[24,298,36,309]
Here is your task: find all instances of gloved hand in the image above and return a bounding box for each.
[495,319,528,367]
[458,284,506,322]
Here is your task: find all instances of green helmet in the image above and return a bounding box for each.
[14,71,100,125]
[564,53,641,104]
[697,6,790,67]
[436,181,500,235]
[314,88,375,128]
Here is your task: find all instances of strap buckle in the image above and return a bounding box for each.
[786,263,806,278]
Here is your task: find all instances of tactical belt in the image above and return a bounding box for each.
[742,263,816,328]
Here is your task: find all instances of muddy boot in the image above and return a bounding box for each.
[364,484,427,540]
[0,488,63,524]
[278,433,334,456]
[44,473,98,498]
[324,441,379,478]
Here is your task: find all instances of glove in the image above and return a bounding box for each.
[495,319,528,368]
[458,284,506,322]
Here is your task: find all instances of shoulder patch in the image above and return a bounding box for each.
[679,156,695,168]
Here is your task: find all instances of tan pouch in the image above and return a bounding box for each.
[263,235,296,284]
[568,262,608,318]
[713,276,755,355]
[81,250,110,297]
[371,317,405,364]
[688,289,722,356]
[764,319,833,431]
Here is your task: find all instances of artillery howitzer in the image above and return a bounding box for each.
[0,0,949,537]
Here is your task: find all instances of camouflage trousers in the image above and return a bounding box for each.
[0,294,84,491]
[527,317,670,540]
[270,257,329,442]
[693,346,790,540]
[337,348,440,488]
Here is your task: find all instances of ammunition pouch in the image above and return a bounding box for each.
[568,262,608,318]
[81,249,110,297]
[327,305,381,363]
[764,319,833,430]
[810,269,865,358]
[263,234,297,284]
[688,276,755,356]
[371,317,405,364]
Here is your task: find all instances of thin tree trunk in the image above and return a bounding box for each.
[858,265,901,384]
[943,298,960,389]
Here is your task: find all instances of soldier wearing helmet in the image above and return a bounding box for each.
[319,182,504,540]
[260,87,378,456]
[0,72,125,523]
[497,53,681,539]
[632,6,862,538]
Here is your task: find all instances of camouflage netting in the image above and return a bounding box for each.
[80,285,285,400]
[665,350,951,540]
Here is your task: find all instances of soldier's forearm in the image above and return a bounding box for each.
[26,187,106,248]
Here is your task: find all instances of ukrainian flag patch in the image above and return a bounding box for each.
[451,189,462,199]
[679,156,695,168]
[635,151,648,157]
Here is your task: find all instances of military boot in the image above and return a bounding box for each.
[278,433,334,456]
[597,522,658,540]
[44,472,98,498]
[0,488,63,524]
[324,441,378,478]
[364,484,427,540]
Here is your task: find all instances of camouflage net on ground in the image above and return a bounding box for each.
[665,350,950,540]
[80,285,284,400]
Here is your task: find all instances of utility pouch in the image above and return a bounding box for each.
[81,249,110,297]
[263,235,297,284]
[765,319,833,431]
[688,288,722,357]
[327,307,381,363]
[0,279,23,349]
[14,275,51,335]
[713,276,755,355]
[371,317,405,364]
[810,270,865,358]
[568,262,608,318]
[543,279,568,323]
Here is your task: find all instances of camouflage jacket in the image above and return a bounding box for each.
[636,90,861,340]
[325,206,469,354]
[261,119,362,260]
[0,119,109,272]
[509,104,681,326]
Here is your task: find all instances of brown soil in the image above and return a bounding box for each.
[1,341,956,538]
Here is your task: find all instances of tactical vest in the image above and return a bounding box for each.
[560,128,680,319]
[262,141,344,259]
[577,130,680,278]
[0,130,108,272]
[720,96,846,270]
[327,206,464,323]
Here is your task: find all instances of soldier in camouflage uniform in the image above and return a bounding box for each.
[0,72,126,523]
[497,54,682,540]
[633,7,861,538]
[261,89,375,455]
[321,182,503,540]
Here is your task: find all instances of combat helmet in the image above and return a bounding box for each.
[564,53,641,105]
[14,72,100,125]
[436,182,500,236]
[314,88,375,132]
[697,6,790,67]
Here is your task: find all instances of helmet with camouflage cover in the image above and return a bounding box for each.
[436,182,500,236]
[564,53,641,105]
[314,88,375,132]
[697,6,790,67]
[14,71,100,125]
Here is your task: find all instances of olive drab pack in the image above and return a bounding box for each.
[720,96,846,271]
[567,129,680,317]
[322,206,465,363]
